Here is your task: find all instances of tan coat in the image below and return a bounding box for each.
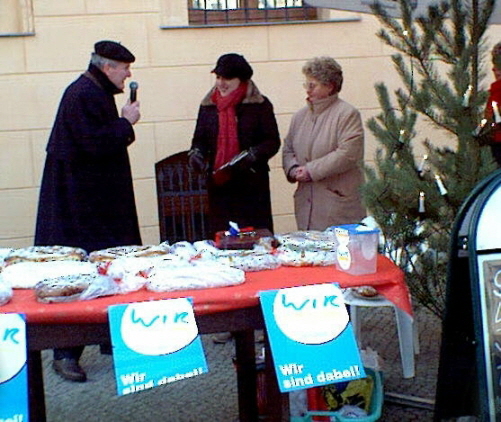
[282,94,366,230]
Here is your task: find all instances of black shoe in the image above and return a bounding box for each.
[52,358,87,382]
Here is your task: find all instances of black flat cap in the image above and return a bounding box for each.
[212,53,253,81]
[94,40,135,63]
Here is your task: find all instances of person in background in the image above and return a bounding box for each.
[484,41,501,167]
[34,40,141,382]
[282,56,366,231]
[188,53,280,238]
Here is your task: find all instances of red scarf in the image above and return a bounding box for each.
[487,79,501,143]
[211,82,248,178]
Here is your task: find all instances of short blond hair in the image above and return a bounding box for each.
[302,56,343,93]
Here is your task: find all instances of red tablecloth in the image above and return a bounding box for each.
[1,255,411,324]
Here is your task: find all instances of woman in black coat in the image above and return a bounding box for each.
[189,53,280,237]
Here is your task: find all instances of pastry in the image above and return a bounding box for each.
[146,261,245,292]
[88,244,171,262]
[214,250,280,272]
[215,228,277,250]
[34,273,111,303]
[353,286,380,298]
[5,245,87,265]
[0,261,97,289]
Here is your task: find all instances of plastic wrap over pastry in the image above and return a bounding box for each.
[213,250,281,272]
[4,245,87,265]
[0,248,14,273]
[0,281,13,305]
[276,248,336,267]
[99,254,184,294]
[0,261,98,289]
[192,240,220,259]
[169,241,199,260]
[88,244,171,263]
[146,261,245,292]
[275,231,337,251]
[35,273,119,303]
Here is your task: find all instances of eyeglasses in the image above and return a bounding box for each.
[303,81,321,90]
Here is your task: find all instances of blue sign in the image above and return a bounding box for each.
[260,283,365,393]
[0,313,29,421]
[108,298,208,396]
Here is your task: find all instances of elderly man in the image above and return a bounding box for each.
[34,40,141,382]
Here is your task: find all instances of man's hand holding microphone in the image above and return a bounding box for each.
[122,81,140,125]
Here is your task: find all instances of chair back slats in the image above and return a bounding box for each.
[155,151,209,243]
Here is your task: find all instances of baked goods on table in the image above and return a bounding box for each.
[35,273,117,303]
[276,231,337,251]
[0,228,364,303]
[275,231,337,266]
[0,277,12,305]
[4,245,87,265]
[212,249,280,272]
[276,249,336,267]
[0,261,98,289]
[215,228,277,250]
[351,286,381,299]
[88,244,171,263]
[99,254,184,294]
[146,261,245,292]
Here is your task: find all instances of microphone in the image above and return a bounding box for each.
[129,81,138,103]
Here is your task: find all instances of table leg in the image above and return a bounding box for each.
[28,350,46,422]
[234,330,259,422]
[263,333,290,422]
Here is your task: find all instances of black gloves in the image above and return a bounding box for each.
[232,149,257,172]
[188,148,208,173]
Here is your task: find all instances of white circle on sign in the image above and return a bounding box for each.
[120,299,198,356]
[0,313,26,383]
[273,284,348,344]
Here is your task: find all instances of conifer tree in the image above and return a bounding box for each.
[362,0,497,318]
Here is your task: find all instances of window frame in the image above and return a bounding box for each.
[0,0,34,37]
[188,0,318,26]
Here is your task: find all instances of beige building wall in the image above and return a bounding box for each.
[0,1,499,248]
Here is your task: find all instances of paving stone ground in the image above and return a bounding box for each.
[42,305,441,421]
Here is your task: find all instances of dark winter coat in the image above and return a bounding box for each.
[486,78,501,166]
[191,81,280,235]
[34,64,142,253]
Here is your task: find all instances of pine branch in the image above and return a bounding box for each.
[364,0,496,319]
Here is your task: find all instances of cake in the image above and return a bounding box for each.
[215,228,276,250]
[88,244,171,263]
[5,245,87,265]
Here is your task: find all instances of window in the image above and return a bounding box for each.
[188,0,317,26]
[0,0,34,36]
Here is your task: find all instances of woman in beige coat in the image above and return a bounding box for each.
[283,56,366,230]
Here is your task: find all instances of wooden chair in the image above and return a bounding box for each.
[155,151,210,244]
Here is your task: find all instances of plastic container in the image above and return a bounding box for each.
[291,368,383,422]
[329,224,380,275]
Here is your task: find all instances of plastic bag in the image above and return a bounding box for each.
[99,255,183,294]
[0,281,13,306]
[35,273,120,303]
[146,261,245,292]
[214,250,280,272]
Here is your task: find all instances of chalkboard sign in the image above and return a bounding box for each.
[469,176,501,420]
[435,169,501,421]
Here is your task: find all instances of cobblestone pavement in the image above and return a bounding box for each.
[42,305,441,421]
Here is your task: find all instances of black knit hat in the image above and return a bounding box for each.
[94,40,135,63]
[212,53,253,81]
